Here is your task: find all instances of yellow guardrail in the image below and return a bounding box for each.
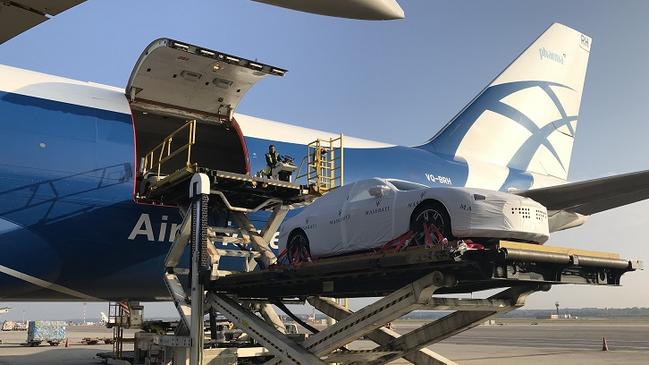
[296,134,344,194]
[142,120,197,177]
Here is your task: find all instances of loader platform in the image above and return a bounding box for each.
[144,165,313,208]
[211,241,641,300]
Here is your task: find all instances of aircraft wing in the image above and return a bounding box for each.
[1,0,402,45]
[0,0,85,44]
[520,170,649,215]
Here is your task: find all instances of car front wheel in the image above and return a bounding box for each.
[286,230,311,264]
[410,202,452,245]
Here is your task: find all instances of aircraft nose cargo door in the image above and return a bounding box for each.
[126,38,286,184]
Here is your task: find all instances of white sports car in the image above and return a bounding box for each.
[278,178,549,262]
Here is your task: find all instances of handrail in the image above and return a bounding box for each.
[296,134,344,194]
[296,156,308,180]
[142,120,197,178]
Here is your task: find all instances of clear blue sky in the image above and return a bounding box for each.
[1,0,648,320]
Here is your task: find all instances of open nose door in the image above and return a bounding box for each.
[126,38,286,121]
[128,39,286,185]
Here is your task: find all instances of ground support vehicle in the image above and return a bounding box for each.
[26,320,66,347]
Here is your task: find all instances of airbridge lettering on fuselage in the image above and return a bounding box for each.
[127,213,280,249]
[128,213,179,243]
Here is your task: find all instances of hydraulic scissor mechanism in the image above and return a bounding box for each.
[159,172,301,365]
[142,171,639,365]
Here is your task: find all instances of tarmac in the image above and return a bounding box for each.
[0,319,647,364]
[371,318,649,364]
[0,326,134,365]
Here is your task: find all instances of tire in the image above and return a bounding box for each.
[286,229,311,264]
[410,201,452,245]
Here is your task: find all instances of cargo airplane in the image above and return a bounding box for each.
[0,1,647,301]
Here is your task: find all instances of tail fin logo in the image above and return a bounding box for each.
[539,47,565,65]
[423,24,589,182]
[500,82,577,173]
[425,81,578,178]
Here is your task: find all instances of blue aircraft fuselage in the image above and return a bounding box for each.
[0,90,535,301]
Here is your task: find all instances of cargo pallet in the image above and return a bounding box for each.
[212,240,638,299]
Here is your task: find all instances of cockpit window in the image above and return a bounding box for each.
[387,180,428,191]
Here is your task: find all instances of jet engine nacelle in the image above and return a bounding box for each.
[252,0,404,20]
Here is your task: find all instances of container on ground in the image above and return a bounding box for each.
[26,320,67,346]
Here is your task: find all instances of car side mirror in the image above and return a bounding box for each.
[369,185,389,197]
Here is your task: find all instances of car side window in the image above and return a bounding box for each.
[310,184,351,208]
[349,179,381,203]
[350,189,371,202]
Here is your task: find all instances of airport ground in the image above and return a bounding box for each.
[0,318,648,364]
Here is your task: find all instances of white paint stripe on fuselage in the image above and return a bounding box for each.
[0,64,131,114]
[234,113,394,148]
[462,158,510,190]
[0,264,99,300]
[0,64,394,149]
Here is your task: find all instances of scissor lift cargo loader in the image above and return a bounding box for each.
[145,170,640,365]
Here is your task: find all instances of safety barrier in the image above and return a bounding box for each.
[141,120,197,177]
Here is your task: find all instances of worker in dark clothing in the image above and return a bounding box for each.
[264,144,280,178]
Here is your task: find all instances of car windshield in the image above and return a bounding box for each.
[387,179,428,191]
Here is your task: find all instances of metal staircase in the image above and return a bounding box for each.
[157,172,307,365]
[297,134,344,194]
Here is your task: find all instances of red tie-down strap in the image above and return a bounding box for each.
[289,245,303,265]
[273,246,315,268]
[423,223,447,248]
[378,230,415,253]
[379,222,450,253]
[274,248,289,266]
[461,239,485,250]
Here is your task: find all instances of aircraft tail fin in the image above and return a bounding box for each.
[422,23,591,181]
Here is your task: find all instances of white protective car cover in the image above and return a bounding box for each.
[278,179,549,258]
[444,188,549,241]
